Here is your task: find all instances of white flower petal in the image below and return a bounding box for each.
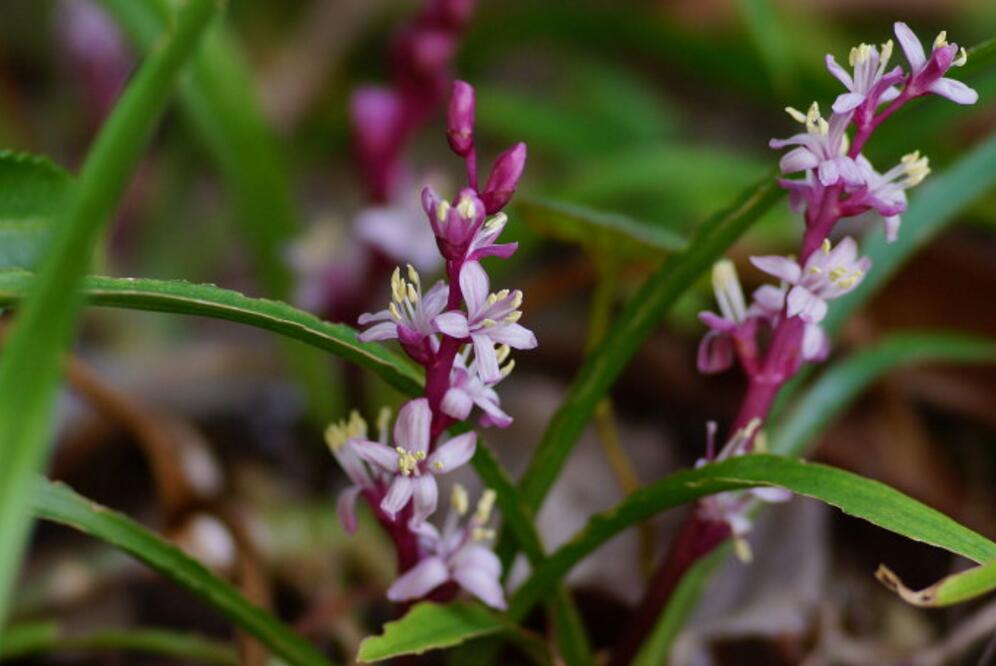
[750,255,802,284]
[410,476,438,527]
[894,22,926,71]
[441,386,474,421]
[350,439,398,472]
[381,476,415,518]
[428,432,477,474]
[433,311,470,338]
[459,261,490,314]
[395,398,432,455]
[927,77,979,105]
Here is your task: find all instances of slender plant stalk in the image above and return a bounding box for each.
[0,0,220,628]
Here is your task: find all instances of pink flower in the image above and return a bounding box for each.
[351,399,477,526]
[844,152,930,242]
[435,261,537,382]
[387,485,506,609]
[447,80,476,157]
[894,23,977,105]
[825,41,903,114]
[770,104,860,187]
[480,142,527,214]
[696,420,792,557]
[358,266,465,361]
[751,236,870,324]
[326,410,391,534]
[697,260,756,374]
[442,348,513,428]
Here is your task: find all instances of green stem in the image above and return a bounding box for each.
[0,0,220,627]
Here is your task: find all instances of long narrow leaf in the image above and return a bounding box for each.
[511,174,781,530]
[510,455,996,617]
[0,271,421,395]
[877,559,996,608]
[30,479,332,666]
[0,0,219,626]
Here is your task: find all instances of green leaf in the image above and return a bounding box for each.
[0,271,422,396]
[506,174,782,552]
[772,333,996,458]
[30,478,332,666]
[0,0,220,626]
[1,622,237,664]
[0,151,72,270]
[517,197,686,257]
[357,602,526,663]
[509,455,996,617]
[877,559,996,608]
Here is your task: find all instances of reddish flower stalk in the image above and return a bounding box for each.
[612,22,977,664]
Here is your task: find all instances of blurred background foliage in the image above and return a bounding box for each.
[0,0,994,664]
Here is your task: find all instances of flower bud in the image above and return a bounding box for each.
[481,142,527,214]
[447,80,476,157]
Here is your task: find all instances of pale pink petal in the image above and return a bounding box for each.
[477,392,512,428]
[699,311,736,333]
[381,476,414,518]
[779,147,820,174]
[452,564,506,610]
[751,285,785,314]
[358,309,392,325]
[410,476,438,527]
[786,286,827,323]
[697,330,734,374]
[836,157,863,187]
[817,159,840,186]
[927,77,979,104]
[451,544,502,578]
[825,54,854,89]
[487,323,537,349]
[358,321,398,342]
[395,398,431,454]
[472,334,500,382]
[351,439,399,472]
[386,556,450,601]
[802,323,829,362]
[883,215,901,242]
[441,386,474,421]
[337,486,362,534]
[428,432,477,474]
[434,311,470,338]
[894,22,926,70]
[750,255,801,284]
[751,487,793,503]
[460,261,490,314]
[421,282,450,317]
[832,91,864,114]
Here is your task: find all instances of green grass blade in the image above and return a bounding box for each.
[511,174,782,525]
[0,0,219,627]
[1,622,237,665]
[772,333,996,458]
[509,455,996,617]
[30,479,332,666]
[0,271,422,395]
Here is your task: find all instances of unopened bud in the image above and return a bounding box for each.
[481,142,527,214]
[447,80,476,157]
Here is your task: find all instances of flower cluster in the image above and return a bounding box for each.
[327,81,529,610]
[695,22,976,541]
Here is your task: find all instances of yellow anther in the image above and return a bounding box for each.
[500,359,516,378]
[451,484,469,515]
[901,150,930,186]
[433,460,444,471]
[388,302,402,321]
[472,527,496,542]
[821,238,832,254]
[486,293,498,306]
[484,213,506,231]
[880,39,894,66]
[496,344,511,364]
[406,283,418,303]
[510,291,524,309]
[808,266,823,275]
[505,311,523,324]
[436,200,451,223]
[456,195,477,219]
[325,411,368,452]
[754,431,769,453]
[407,264,420,285]
[475,489,497,524]
[933,30,948,50]
[849,43,872,67]
[495,289,510,301]
[390,267,404,302]
[377,407,392,439]
[837,275,859,289]
[482,318,498,328]
[953,47,968,67]
[785,106,808,124]
[829,267,848,282]
[396,448,421,476]
[734,537,754,563]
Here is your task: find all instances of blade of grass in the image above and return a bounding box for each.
[0,271,422,395]
[504,174,782,565]
[510,455,996,618]
[0,0,219,626]
[30,479,332,666]
[1,622,237,665]
[877,559,996,608]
